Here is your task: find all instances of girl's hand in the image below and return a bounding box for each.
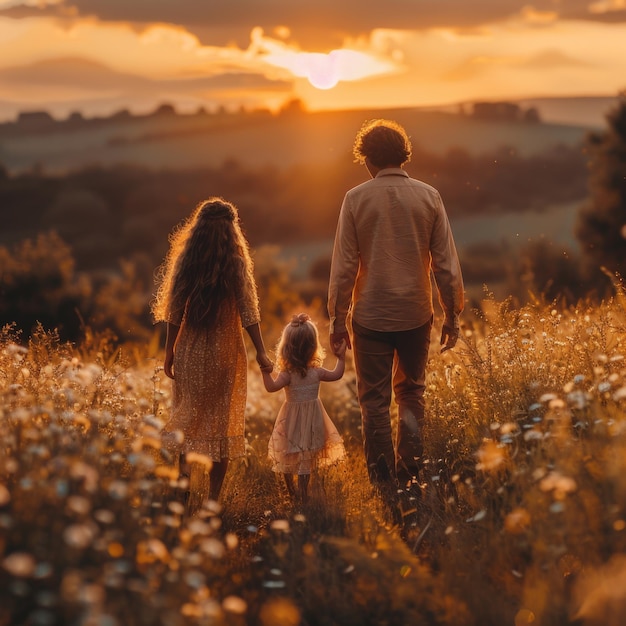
[333,339,347,358]
[330,331,351,352]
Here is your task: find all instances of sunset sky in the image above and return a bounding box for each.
[1,0,626,122]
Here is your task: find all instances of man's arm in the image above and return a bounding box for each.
[430,192,465,351]
[328,195,359,352]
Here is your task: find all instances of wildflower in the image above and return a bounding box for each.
[539,471,577,499]
[548,398,566,409]
[475,440,506,471]
[270,519,290,532]
[222,596,247,615]
[136,539,170,565]
[258,597,301,626]
[539,393,558,403]
[131,436,162,452]
[107,481,128,500]
[70,462,99,493]
[0,484,10,506]
[184,570,206,589]
[185,519,210,537]
[186,452,213,469]
[2,552,36,577]
[566,390,589,410]
[466,510,486,523]
[504,508,531,535]
[262,580,286,589]
[107,543,124,558]
[66,496,91,516]
[200,538,225,559]
[63,523,97,549]
[524,429,543,442]
[168,501,185,516]
[154,466,179,481]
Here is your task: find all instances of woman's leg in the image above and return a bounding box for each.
[209,460,229,502]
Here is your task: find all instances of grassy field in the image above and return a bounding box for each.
[1,287,626,625]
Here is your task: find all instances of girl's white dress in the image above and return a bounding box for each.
[268,368,346,474]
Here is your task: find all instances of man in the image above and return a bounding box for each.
[328,118,464,492]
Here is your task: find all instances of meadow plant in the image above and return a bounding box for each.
[2,289,626,625]
[423,290,626,625]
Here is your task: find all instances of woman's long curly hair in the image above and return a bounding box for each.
[276,313,325,378]
[151,198,256,330]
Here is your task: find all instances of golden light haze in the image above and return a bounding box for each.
[0,0,625,121]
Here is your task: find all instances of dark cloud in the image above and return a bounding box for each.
[3,0,625,49]
[0,56,291,94]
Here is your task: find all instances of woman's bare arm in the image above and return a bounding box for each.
[164,322,180,379]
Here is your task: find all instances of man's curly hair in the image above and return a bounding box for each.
[353,119,412,168]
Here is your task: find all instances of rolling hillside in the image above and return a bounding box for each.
[0,105,594,175]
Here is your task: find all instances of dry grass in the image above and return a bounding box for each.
[1,287,626,625]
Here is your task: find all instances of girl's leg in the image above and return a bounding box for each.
[283,473,296,498]
[209,460,229,502]
[297,474,310,503]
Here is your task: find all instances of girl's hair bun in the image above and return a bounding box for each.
[290,312,311,327]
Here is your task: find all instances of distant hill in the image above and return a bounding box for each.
[515,95,618,128]
[0,103,596,174]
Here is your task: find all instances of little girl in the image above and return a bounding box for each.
[152,197,272,512]
[262,313,346,503]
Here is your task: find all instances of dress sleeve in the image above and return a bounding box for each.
[237,258,261,328]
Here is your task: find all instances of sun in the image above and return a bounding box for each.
[301,52,340,90]
[252,28,401,91]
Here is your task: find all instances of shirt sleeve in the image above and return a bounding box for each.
[430,192,465,328]
[328,194,360,334]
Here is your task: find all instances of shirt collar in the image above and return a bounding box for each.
[375,167,409,178]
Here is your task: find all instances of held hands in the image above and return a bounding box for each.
[333,338,348,358]
[256,352,274,374]
[440,324,460,353]
[330,331,351,355]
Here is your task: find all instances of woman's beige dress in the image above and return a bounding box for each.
[165,274,260,507]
